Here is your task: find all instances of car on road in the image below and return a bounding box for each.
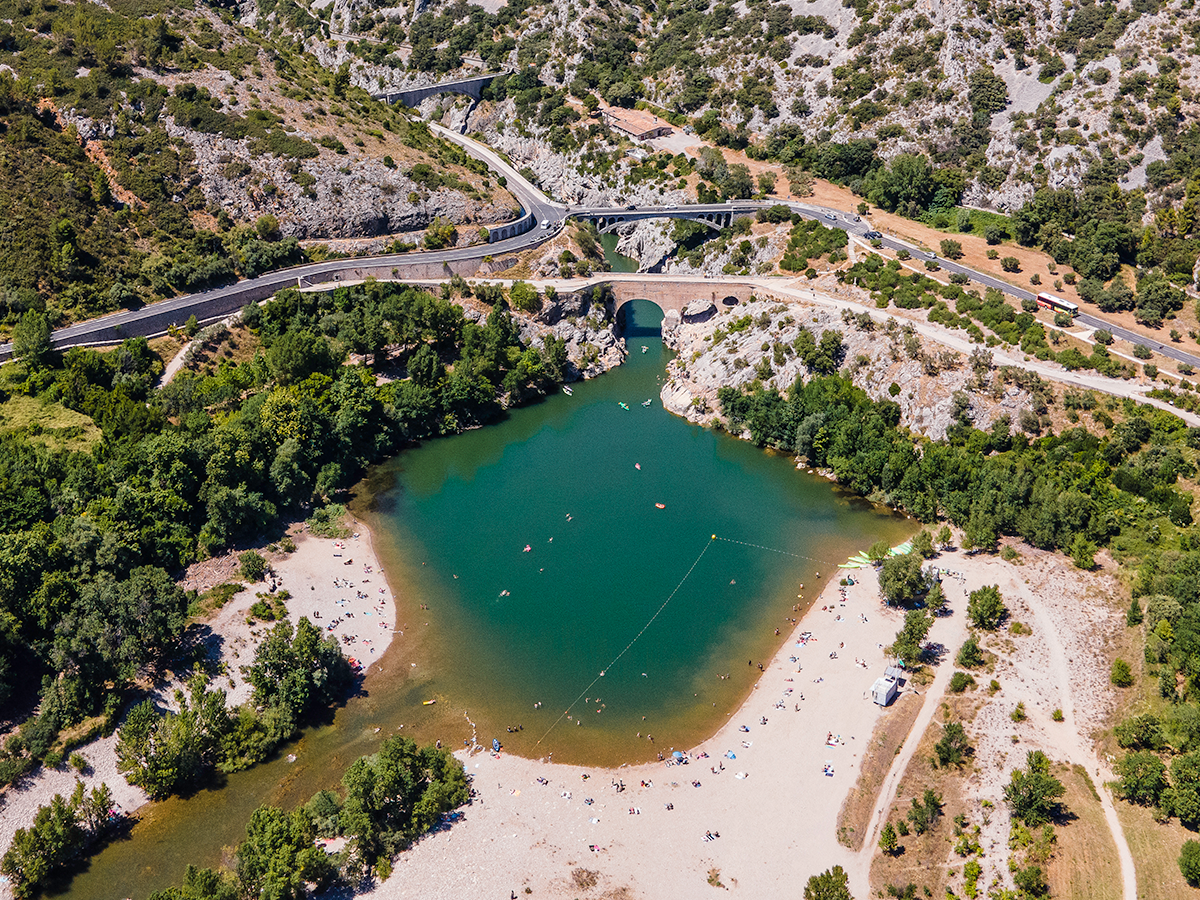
[925,251,936,259]
[823,213,836,221]
[852,215,861,222]
[865,231,882,239]
[625,204,637,210]
[540,221,550,229]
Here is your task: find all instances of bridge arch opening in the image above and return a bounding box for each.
[615,298,664,339]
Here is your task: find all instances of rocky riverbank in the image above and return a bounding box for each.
[660,289,1042,442]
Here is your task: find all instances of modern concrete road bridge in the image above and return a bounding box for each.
[372,71,509,108]
[570,203,765,233]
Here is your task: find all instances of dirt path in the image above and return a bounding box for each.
[1020,584,1138,900]
[747,277,1200,427]
[848,578,969,899]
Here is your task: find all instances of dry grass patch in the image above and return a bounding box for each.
[869,696,979,898]
[837,690,923,849]
[1045,763,1122,900]
[186,323,262,373]
[1115,797,1196,900]
[0,392,101,451]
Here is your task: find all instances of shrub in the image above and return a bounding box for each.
[1111,658,1133,687]
[1133,344,1152,360]
[987,249,999,259]
[1011,701,1027,722]
[949,671,975,693]
[956,635,985,668]
[940,239,964,259]
[1000,256,1021,272]
[238,550,268,582]
[1052,708,1064,722]
[1181,840,1200,886]
[307,504,350,538]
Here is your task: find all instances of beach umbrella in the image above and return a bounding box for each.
[672,751,683,759]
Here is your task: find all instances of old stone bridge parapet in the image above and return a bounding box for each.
[546,277,763,329]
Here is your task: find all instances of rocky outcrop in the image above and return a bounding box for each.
[614,220,675,272]
[162,116,517,239]
[661,297,1039,441]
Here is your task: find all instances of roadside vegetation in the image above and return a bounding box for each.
[0,280,573,795]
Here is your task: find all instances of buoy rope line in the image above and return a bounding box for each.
[533,534,837,748]
[712,535,833,567]
[536,536,716,746]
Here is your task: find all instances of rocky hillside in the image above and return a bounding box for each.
[324,0,1200,306]
[0,0,516,328]
[660,295,1048,442]
[327,0,1200,205]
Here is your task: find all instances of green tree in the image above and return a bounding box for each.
[911,530,934,559]
[933,722,971,768]
[879,821,899,855]
[925,582,947,615]
[879,552,930,605]
[936,524,953,549]
[1114,750,1167,806]
[939,239,964,260]
[332,62,350,98]
[1126,598,1143,626]
[509,281,540,313]
[1003,750,1066,826]
[906,788,943,834]
[12,309,51,370]
[1181,840,1200,887]
[1069,533,1096,570]
[1001,256,1021,272]
[890,608,932,665]
[236,806,333,900]
[804,865,853,900]
[1111,658,1133,687]
[147,865,238,900]
[956,635,985,668]
[967,584,1007,629]
[1,794,84,898]
[246,618,351,724]
[968,66,1009,116]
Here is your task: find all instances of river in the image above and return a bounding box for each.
[56,300,911,900]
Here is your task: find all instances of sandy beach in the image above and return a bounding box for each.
[273,524,400,675]
[352,537,1129,900]
[362,557,959,900]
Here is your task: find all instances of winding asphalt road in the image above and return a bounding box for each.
[5,125,1200,378]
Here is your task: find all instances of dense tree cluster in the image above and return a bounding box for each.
[116,619,350,799]
[1,781,115,898]
[147,737,469,899]
[719,373,1194,554]
[0,281,568,787]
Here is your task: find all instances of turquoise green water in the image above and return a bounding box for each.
[600,232,639,272]
[56,301,911,900]
[359,301,911,765]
